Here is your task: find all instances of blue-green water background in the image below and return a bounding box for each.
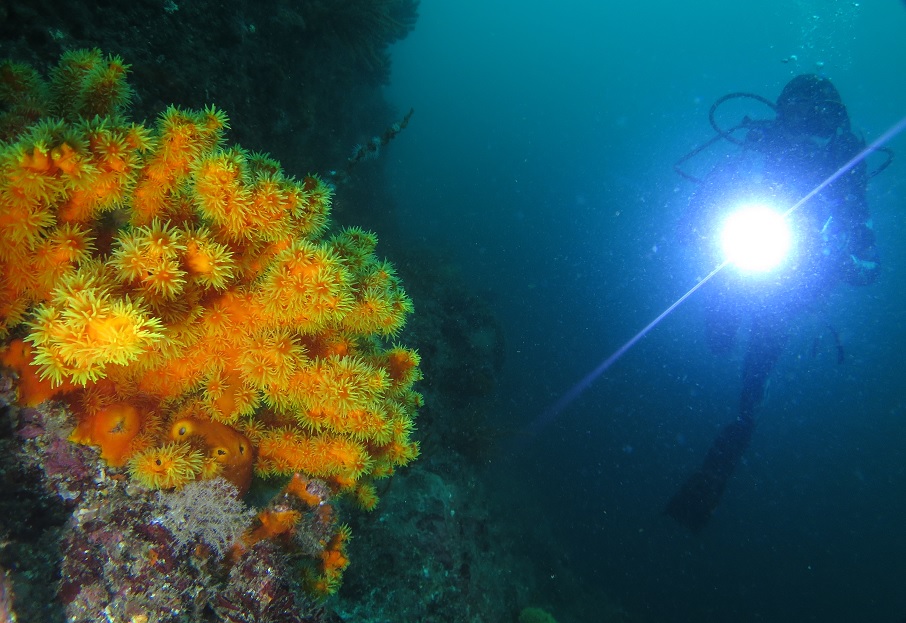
[383,2,906,622]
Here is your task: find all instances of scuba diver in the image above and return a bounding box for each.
[665,74,886,532]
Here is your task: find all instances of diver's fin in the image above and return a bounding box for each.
[826,324,845,364]
[664,417,755,532]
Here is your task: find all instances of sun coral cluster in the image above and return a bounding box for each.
[0,50,421,521]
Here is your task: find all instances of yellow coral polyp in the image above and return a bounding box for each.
[237,328,303,390]
[128,441,204,489]
[111,234,157,281]
[300,174,333,213]
[383,346,422,390]
[381,438,420,466]
[183,229,234,289]
[324,437,373,479]
[48,143,83,176]
[321,548,350,573]
[246,175,290,230]
[200,105,229,134]
[313,356,385,415]
[82,59,131,118]
[31,223,95,290]
[354,482,379,511]
[255,239,351,326]
[0,199,55,249]
[140,218,185,255]
[257,429,372,480]
[89,129,131,170]
[192,149,249,234]
[27,286,164,385]
[49,49,133,120]
[341,286,412,337]
[158,106,214,169]
[306,572,342,598]
[111,220,188,299]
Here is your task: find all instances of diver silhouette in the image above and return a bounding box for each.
[665,74,884,532]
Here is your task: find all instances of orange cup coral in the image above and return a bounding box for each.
[0,50,421,518]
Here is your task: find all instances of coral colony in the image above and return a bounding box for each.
[0,49,422,606]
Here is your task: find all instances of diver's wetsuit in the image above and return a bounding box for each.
[666,75,878,532]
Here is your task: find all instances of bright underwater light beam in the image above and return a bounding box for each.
[526,114,906,436]
[720,204,792,272]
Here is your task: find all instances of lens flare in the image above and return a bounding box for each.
[720,204,792,272]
